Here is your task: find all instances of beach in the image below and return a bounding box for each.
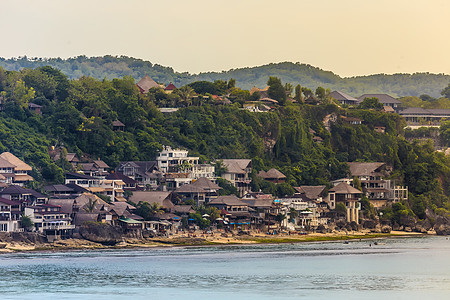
[0,229,427,253]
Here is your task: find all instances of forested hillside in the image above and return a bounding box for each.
[1,56,449,98]
[0,64,449,222]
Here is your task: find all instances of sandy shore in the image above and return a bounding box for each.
[0,229,429,253]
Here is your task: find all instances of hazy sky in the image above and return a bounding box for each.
[1,0,449,77]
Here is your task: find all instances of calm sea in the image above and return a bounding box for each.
[0,236,449,300]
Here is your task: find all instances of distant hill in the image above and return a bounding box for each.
[1,56,449,97]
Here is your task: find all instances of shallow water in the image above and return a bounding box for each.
[1,236,449,299]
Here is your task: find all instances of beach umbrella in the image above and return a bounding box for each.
[202,214,210,217]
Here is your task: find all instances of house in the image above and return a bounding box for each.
[0,185,47,205]
[209,195,251,226]
[304,94,320,105]
[174,177,222,206]
[164,82,177,93]
[327,182,361,224]
[295,185,327,203]
[24,204,75,240]
[156,146,199,173]
[257,168,286,183]
[241,193,278,230]
[116,161,160,189]
[0,152,34,186]
[28,102,42,114]
[50,151,80,167]
[128,191,175,211]
[220,159,252,197]
[341,116,362,125]
[136,75,162,94]
[243,103,272,113]
[374,126,386,133]
[44,184,88,197]
[357,94,401,110]
[112,120,125,131]
[329,91,359,106]
[78,160,110,178]
[348,162,407,208]
[105,172,138,191]
[189,164,215,180]
[0,156,16,185]
[64,172,101,188]
[0,197,22,232]
[86,179,125,202]
[398,107,450,124]
[164,172,192,190]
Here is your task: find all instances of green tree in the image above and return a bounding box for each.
[441,82,450,99]
[21,214,34,231]
[358,97,383,110]
[84,198,98,212]
[11,79,35,108]
[175,86,195,107]
[440,120,450,146]
[288,207,298,223]
[216,178,239,196]
[135,201,164,220]
[335,203,347,219]
[267,76,286,105]
[294,84,303,102]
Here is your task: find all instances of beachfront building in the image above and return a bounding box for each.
[0,197,22,232]
[328,182,361,224]
[24,204,75,240]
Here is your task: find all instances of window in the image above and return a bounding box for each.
[0,223,7,231]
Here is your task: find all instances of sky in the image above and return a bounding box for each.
[1,0,449,77]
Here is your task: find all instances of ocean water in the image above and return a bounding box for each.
[0,236,449,300]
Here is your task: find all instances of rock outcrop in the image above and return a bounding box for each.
[79,223,123,245]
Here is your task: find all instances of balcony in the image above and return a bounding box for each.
[43,224,75,230]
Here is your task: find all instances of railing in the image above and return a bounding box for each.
[42,224,75,230]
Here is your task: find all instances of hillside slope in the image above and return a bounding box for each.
[1,56,449,97]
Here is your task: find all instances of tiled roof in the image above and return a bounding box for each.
[297,185,326,199]
[329,91,358,102]
[0,152,32,171]
[258,168,286,179]
[191,177,222,190]
[129,191,175,209]
[136,75,160,93]
[221,159,251,174]
[164,82,177,90]
[348,162,385,176]
[329,182,361,194]
[209,195,248,206]
[357,94,401,104]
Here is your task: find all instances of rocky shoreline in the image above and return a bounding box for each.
[0,229,429,253]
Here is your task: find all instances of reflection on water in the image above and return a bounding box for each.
[0,236,449,300]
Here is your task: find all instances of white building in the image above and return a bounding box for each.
[156,146,199,173]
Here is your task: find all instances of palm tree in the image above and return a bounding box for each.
[84,198,98,213]
[175,86,195,107]
[288,208,298,223]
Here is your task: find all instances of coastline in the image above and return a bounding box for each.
[0,230,428,253]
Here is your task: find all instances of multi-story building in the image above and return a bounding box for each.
[0,197,22,232]
[0,152,34,186]
[156,146,199,173]
[221,159,252,197]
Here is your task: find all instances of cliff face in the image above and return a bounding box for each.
[79,223,123,245]
[0,232,48,244]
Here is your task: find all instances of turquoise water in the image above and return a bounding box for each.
[0,236,449,299]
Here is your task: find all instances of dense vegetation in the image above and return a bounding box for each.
[0,64,449,224]
[1,56,450,98]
